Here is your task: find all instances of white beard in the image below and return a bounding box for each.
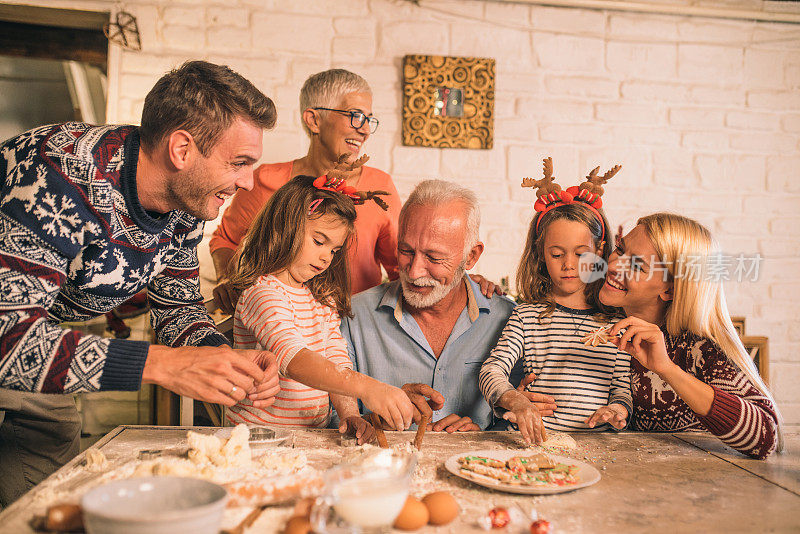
[400,264,466,309]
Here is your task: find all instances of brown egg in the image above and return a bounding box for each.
[421,491,459,526]
[284,515,312,534]
[393,496,429,531]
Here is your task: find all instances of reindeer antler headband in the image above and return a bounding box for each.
[309,154,390,214]
[522,157,621,241]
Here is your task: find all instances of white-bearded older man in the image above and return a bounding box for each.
[341,180,557,431]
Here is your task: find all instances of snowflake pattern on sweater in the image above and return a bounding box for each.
[630,327,778,459]
[0,122,227,394]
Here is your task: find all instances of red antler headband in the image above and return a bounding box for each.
[522,157,621,241]
[310,154,390,214]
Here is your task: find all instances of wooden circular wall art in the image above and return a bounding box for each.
[402,54,495,150]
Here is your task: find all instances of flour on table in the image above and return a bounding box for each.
[535,431,577,450]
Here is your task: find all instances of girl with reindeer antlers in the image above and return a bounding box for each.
[225,158,414,442]
[479,158,632,445]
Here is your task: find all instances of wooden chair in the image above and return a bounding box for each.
[731,316,769,386]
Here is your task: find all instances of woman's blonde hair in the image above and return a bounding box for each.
[516,203,616,318]
[230,175,357,318]
[638,212,783,451]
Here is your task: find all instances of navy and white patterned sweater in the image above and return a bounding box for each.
[0,122,228,394]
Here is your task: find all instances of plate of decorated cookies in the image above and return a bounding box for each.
[445,449,600,495]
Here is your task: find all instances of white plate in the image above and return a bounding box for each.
[444,449,601,495]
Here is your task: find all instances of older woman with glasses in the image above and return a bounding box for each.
[209,69,399,313]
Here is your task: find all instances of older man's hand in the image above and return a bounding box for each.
[401,383,445,424]
[516,372,557,416]
[430,414,480,432]
[469,274,504,298]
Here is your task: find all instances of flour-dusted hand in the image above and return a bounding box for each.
[361,380,414,431]
[338,415,376,445]
[499,390,547,445]
[142,345,268,406]
[516,373,558,417]
[585,403,628,429]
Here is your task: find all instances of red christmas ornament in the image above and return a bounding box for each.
[488,507,511,529]
[530,519,551,534]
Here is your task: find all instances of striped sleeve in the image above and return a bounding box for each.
[479,308,525,409]
[237,283,307,375]
[695,346,778,459]
[325,311,353,370]
[608,347,633,418]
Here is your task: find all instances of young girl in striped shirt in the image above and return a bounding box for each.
[479,159,632,444]
[226,171,413,442]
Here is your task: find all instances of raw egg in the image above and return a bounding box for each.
[393,496,429,531]
[422,491,459,526]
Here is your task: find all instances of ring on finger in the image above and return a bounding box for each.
[230,385,238,396]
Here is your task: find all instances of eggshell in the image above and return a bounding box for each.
[284,515,312,534]
[393,496,429,530]
[422,491,459,526]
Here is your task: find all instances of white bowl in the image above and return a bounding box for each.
[81,477,227,534]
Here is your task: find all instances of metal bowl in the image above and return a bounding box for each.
[81,477,227,534]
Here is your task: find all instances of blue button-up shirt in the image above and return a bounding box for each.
[341,276,517,430]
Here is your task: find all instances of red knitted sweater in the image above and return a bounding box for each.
[630,327,778,459]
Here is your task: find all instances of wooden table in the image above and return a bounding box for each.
[2,427,798,533]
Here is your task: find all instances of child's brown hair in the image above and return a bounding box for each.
[516,202,615,318]
[230,175,357,317]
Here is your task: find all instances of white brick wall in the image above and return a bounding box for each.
[12,0,800,426]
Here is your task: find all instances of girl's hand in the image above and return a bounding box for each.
[361,381,414,431]
[609,316,677,378]
[585,403,628,429]
[501,392,546,445]
[338,415,375,445]
[516,373,558,416]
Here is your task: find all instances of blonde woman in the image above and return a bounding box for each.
[600,213,781,459]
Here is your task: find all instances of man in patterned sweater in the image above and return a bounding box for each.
[0,61,280,505]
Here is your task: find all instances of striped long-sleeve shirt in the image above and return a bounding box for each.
[226,275,352,428]
[631,327,778,459]
[479,303,632,432]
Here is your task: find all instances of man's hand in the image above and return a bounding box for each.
[430,414,480,433]
[585,403,628,429]
[212,278,241,316]
[142,345,279,407]
[401,383,445,424]
[469,274,504,298]
[247,351,280,408]
[338,415,376,445]
[516,373,557,417]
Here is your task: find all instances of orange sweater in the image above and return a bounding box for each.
[209,161,400,294]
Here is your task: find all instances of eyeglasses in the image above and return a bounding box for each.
[312,107,379,133]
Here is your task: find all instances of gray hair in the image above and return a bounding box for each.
[299,69,371,136]
[399,180,481,257]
